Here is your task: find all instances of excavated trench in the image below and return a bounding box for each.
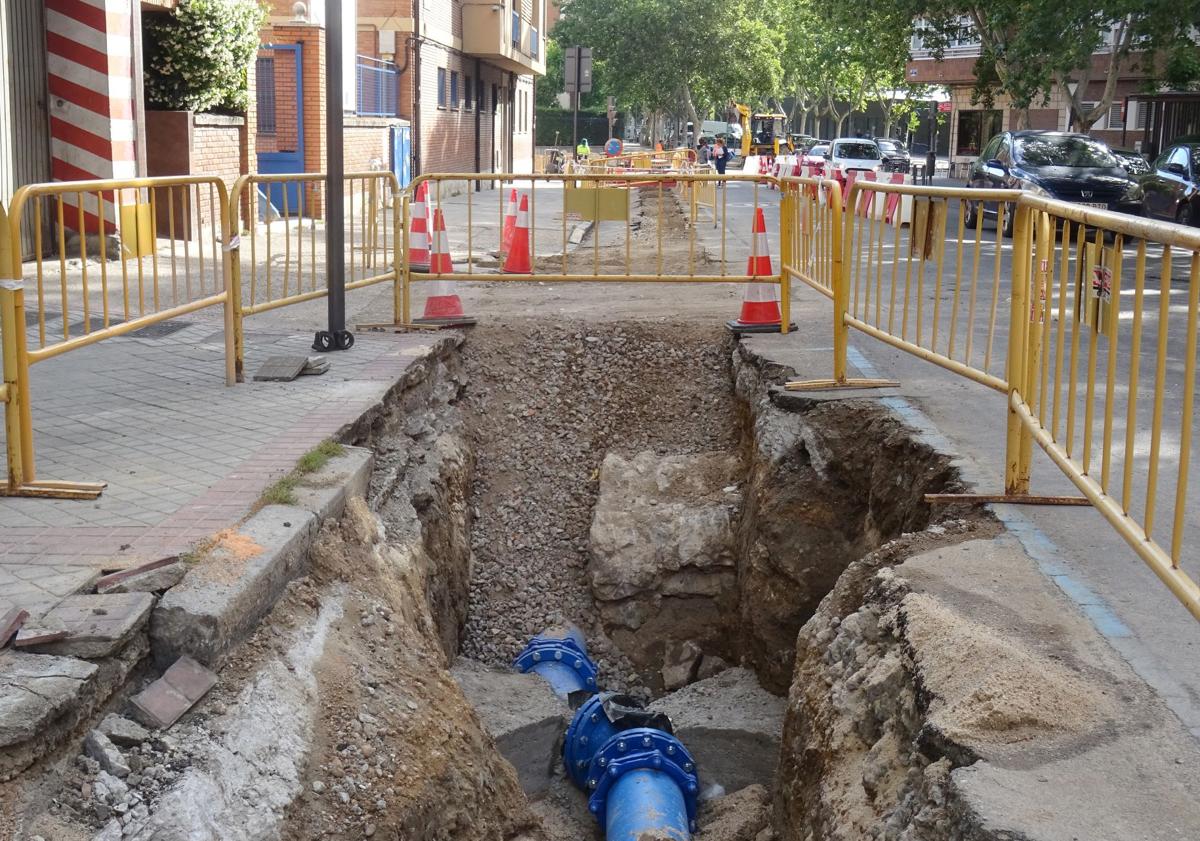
[13,192,1005,841]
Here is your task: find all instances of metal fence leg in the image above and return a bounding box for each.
[1005,203,1034,495]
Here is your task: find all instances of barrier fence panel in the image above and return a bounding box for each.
[779,176,842,301]
[1,175,234,497]
[401,172,788,330]
[227,171,402,380]
[841,181,1023,393]
[1008,198,1200,619]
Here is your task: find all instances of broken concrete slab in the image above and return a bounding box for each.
[130,656,217,729]
[451,657,571,796]
[1,637,146,781]
[650,667,785,793]
[96,557,184,594]
[0,650,98,747]
[85,729,131,778]
[20,592,154,659]
[98,713,150,748]
[150,505,319,666]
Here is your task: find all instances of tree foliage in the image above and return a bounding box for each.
[144,0,265,113]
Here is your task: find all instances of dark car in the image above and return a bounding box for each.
[1140,143,1200,226]
[875,138,910,172]
[1112,149,1151,176]
[964,131,1144,235]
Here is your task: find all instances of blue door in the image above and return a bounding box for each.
[256,44,304,215]
[391,125,412,188]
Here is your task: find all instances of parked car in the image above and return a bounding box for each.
[875,138,911,172]
[1140,142,1200,226]
[964,131,1144,235]
[1112,148,1151,176]
[827,138,882,179]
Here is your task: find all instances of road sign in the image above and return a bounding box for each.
[564,46,592,94]
[937,101,953,113]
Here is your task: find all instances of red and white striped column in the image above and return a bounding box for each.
[45,0,138,230]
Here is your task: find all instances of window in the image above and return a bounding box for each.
[477,79,485,114]
[492,83,499,114]
[955,109,1001,157]
[1134,101,1149,131]
[465,75,473,110]
[996,136,1013,165]
[437,67,446,108]
[979,134,1003,162]
[1107,103,1124,130]
[450,71,460,109]
[1169,146,1190,175]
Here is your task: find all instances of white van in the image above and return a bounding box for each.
[827,138,882,178]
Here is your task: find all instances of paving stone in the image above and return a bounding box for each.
[84,729,131,778]
[0,650,98,747]
[97,561,187,595]
[0,608,27,647]
[253,355,308,382]
[130,656,217,730]
[98,713,150,748]
[21,593,154,659]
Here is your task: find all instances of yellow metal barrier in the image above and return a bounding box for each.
[1007,197,1200,619]
[227,171,402,380]
[779,175,1200,620]
[2,175,235,498]
[401,172,787,330]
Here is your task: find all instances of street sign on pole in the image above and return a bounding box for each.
[316,0,353,351]
[565,46,593,155]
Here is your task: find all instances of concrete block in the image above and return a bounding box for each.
[650,668,785,792]
[84,729,131,777]
[451,658,571,796]
[97,558,186,594]
[0,651,97,748]
[20,593,154,659]
[291,445,374,521]
[149,506,318,666]
[0,608,27,647]
[98,713,150,748]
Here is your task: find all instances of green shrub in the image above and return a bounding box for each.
[144,0,265,113]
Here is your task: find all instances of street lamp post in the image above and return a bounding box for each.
[315,0,354,352]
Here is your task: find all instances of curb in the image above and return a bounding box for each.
[149,447,373,667]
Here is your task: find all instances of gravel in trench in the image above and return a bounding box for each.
[459,319,740,696]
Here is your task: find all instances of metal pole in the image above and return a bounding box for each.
[316,0,354,351]
[572,47,580,156]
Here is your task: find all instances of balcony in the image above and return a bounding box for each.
[462,1,546,76]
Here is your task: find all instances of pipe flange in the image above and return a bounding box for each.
[584,727,700,832]
[513,635,599,692]
[563,693,617,789]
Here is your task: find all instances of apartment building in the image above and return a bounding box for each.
[356,0,546,181]
[907,25,1154,165]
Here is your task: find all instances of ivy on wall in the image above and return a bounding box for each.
[144,0,266,113]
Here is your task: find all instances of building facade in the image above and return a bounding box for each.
[353,0,546,181]
[906,25,1154,166]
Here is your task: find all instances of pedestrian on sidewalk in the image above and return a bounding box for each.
[713,138,732,183]
[698,138,711,166]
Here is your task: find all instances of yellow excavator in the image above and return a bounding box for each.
[734,103,792,157]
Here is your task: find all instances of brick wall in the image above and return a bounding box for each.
[345,117,394,173]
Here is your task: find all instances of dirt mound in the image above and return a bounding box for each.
[903,593,1117,747]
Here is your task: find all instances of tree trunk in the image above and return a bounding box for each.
[682,85,702,147]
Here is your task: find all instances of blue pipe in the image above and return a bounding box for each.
[515,630,700,840]
[513,625,599,699]
[604,769,690,841]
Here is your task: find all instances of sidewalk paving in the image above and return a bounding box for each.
[0,288,438,618]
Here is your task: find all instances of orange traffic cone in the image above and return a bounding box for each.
[727,207,793,334]
[502,193,532,274]
[409,181,431,271]
[500,188,518,257]
[414,208,477,327]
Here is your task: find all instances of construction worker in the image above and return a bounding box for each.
[576,138,591,159]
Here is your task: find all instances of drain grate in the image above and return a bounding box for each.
[128,320,191,339]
